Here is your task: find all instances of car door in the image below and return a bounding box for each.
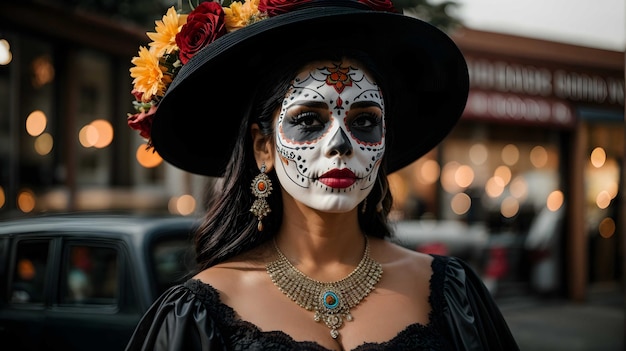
[0,238,52,350]
[42,239,144,351]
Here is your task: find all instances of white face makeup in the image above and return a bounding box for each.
[274,60,385,213]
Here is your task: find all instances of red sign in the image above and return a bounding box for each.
[462,55,624,126]
[466,56,624,107]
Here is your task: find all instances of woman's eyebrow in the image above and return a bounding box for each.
[289,101,328,109]
[350,101,382,109]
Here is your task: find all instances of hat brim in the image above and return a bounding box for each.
[151,5,469,176]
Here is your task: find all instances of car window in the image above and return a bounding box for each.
[11,240,50,304]
[61,244,118,305]
[151,237,194,295]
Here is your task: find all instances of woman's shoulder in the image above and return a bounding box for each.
[192,243,273,299]
[372,239,484,298]
[372,238,435,275]
[146,279,224,312]
[370,239,440,301]
[374,238,476,278]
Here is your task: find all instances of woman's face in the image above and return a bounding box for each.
[273,59,385,213]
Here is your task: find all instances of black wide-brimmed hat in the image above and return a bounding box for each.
[146,0,469,177]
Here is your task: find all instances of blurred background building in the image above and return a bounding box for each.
[0,0,623,303]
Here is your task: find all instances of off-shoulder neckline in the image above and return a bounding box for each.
[183,254,449,351]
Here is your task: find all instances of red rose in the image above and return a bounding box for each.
[128,104,158,140]
[358,0,397,12]
[131,89,144,102]
[258,0,311,17]
[176,2,226,64]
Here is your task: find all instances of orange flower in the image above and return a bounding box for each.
[130,46,164,102]
[224,0,263,31]
[147,6,188,57]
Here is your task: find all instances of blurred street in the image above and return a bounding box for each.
[498,283,624,351]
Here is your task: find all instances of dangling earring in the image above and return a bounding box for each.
[376,179,388,213]
[250,162,273,231]
[361,197,368,213]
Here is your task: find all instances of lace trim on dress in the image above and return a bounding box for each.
[183,255,452,351]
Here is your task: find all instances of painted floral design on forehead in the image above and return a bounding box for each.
[275,61,385,196]
[325,64,352,93]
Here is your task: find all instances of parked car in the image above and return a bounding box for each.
[0,213,199,351]
[389,219,489,265]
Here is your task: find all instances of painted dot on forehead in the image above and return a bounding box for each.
[333,97,346,115]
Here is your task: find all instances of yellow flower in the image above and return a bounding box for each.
[147,6,188,57]
[224,0,261,32]
[130,46,165,102]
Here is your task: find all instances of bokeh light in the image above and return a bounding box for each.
[0,39,12,65]
[494,165,512,187]
[31,55,55,88]
[454,165,475,188]
[500,196,519,218]
[0,186,5,208]
[34,133,53,155]
[598,217,616,238]
[451,193,471,215]
[530,145,548,168]
[90,119,114,148]
[485,177,505,198]
[79,124,98,147]
[17,189,36,213]
[136,144,163,168]
[18,259,35,280]
[590,147,606,168]
[469,143,488,165]
[596,191,612,209]
[546,190,564,212]
[79,120,113,148]
[501,144,519,166]
[168,195,196,216]
[26,110,47,136]
[418,159,440,185]
[585,158,620,205]
[509,176,528,200]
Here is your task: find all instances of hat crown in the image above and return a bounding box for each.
[260,0,396,14]
[266,0,375,11]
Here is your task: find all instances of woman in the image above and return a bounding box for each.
[125,1,519,350]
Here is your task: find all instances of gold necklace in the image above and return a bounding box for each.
[266,237,383,339]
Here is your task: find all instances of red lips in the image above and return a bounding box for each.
[318,168,357,188]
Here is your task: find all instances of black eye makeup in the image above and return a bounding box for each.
[346,107,384,143]
[350,112,382,131]
[281,105,331,143]
[290,111,324,131]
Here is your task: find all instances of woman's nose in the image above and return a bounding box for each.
[325,128,353,157]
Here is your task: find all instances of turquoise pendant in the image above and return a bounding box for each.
[322,291,340,309]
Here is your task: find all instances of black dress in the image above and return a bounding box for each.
[125,255,519,350]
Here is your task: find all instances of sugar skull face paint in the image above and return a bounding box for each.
[274,60,385,213]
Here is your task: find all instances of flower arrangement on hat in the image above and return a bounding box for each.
[127,0,263,145]
[126,0,397,146]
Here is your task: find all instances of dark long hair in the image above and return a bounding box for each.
[194,49,395,271]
